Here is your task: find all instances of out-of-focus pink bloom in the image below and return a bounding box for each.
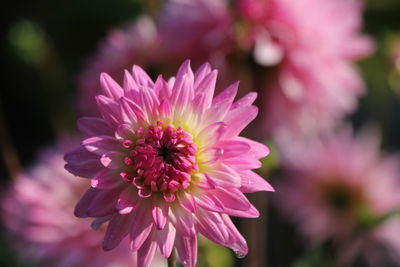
[78,16,162,116]
[275,127,400,264]
[242,0,375,135]
[1,143,139,267]
[65,60,273,267]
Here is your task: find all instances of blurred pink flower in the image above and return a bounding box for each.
[78,16,162,116]
[242,0,375,135]
[1,142,139,267]
[65,60,273,267]
[275,127,400,264]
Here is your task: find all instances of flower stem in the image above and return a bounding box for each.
[167,247,176,267]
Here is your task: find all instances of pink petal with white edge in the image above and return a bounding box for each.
[230,92,257,110]
[156,222,176,258]
[223,156,262,171]
[194,208,229,245]
[213,187,252,211]
[193,62,212,90]
[130,205,154,252]
[100,72,124,100]
[175,234,198,267]
[64,147,102,178]
[116,186,141,214]
[151,199,169,230]
[91,168,122,189]
[194,192,224,212]
[170,206,195,237]
[215,139,251,159]
[223,203,260,218]
[119,96,147,124]
[137,233,157,267]
[207,164,241,188]
[204,82,239,123]
[222,214,248,255]
[81,136,121,155]
[197,122,226,148]
[222,105,258,139]
[234,136,270,158]
[102,213,134,251]
[77,117,113,137]
[132,65,154,88]
[154,75,172,99]
[95,95,121,128]
[194,70,217,109]
[115,123,135,140]
[239,170,275,193]
[177,191,197,213]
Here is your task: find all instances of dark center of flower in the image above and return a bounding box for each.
[120,121,197,202]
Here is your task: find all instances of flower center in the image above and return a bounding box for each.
[120,121,197,202]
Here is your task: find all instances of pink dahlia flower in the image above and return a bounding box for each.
[65,60,273,267]
[236,0,375,134]
[275,127,400,264]
[1,143,140,267]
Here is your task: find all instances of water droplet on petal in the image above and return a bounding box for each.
[233,250,246,259]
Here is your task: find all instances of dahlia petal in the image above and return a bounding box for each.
[194,173,217,190]
[213,187,251,211]
[195,70,217,109]
[159,99,172,119]
[177,191,197,213]
[103,213,133,251]
[77,117,113,137]
[151,200,169,230]
[87,187,121,217]
[170,207,195,237]
[139,86,160,119]
[81,136,121,155]
[91,168,122,189]
[197,122,226,148]
[154,75,172,99]
[194,193,224,212]
[175,234,197,267]
[95,95,121,128]
[204,82,239,123]
[74,188,99,218]
[91,216,111,231]
[123,69,140,98]
[234,136,270,158]
[116,186,140,214]
[194,208,229,245]
[115,123,135,140]
[64,147,102,178]
[100,72,124,100]
[239,170,275,193]
[207,164,241,188]
[223,203,260,218]
[132,65,154,88]
[156,222,176,258]
[223,157,262,171]
[221,214,248,255]
[120,96,147,124]
[130,206,154,252]
[215,140,251,159]
[172,74,193,115]
[230,92,257,110]
[137,234,157,267]
[222,105,258,139]
[100,151,125,169]
[193,62,212,89]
